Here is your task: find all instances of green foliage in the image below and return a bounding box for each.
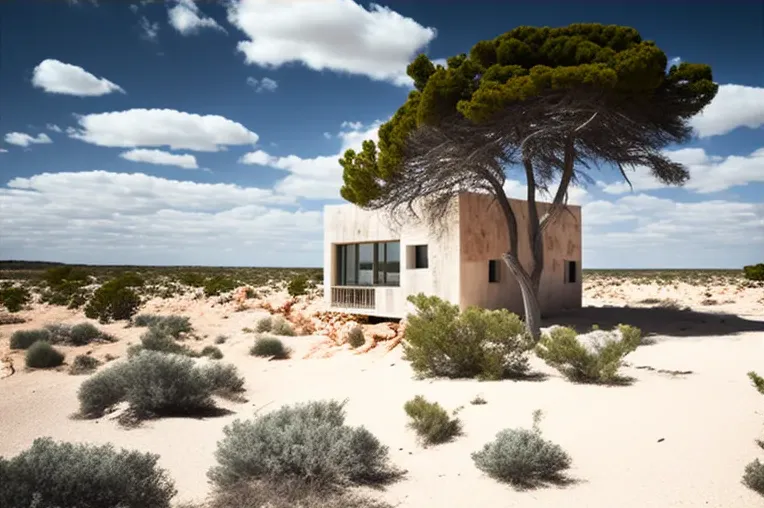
[271,315,295,336]
[78,362,130,416]
[536,324,641,384]
[744,263,764,282]
[256,316,273,333]
[250,336,289,359]
[0,285,30,312]
[25,341,65,368]
[403,294,532,380]
[69,354,101,375]
[403,396,461,445]
[10,329,51,350]
[472,410,571,487]
[749,372,764,395]
[85,277,141,323]
[470,395,487,405]
[133,314,192,337]
[214,334,228,344]
[204,276,237,297]
[71,322,114,345]
[137,328,195,356]
[0,437,176,508]
[743,459,764,496]
[347,326,366,348]
[287,274,310,297]
[201,345,224,360]
[201,362,245,396]
[43,265,90,287]
[207,400,395,489]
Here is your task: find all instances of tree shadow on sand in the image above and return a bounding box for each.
[545,305,764,338]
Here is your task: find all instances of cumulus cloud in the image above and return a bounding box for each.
[46,124,63,133]
[32,59,124,96]
[691,84,764,138]
[139,16,160,42]
[598,146,764,195]
[226,0,436,86]
[168,0,226,35]
[246,76,278,93]
[0,171,320,266]
[119,149,199,169]
[4,132,53,147]
[68,108,259,151]
[239,120,382,199]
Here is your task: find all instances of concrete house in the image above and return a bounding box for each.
[323,192,582,319]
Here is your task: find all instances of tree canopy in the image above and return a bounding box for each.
[339,23,718,207]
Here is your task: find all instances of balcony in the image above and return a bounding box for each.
[330,286,375,310]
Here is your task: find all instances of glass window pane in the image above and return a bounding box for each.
[336,245,345,285]
[358,243,374,285]
[344,244,357,285]
[385,242,400,285]
[414,245,428,269]
[376,242,386,284]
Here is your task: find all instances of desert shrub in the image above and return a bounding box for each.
[201,362,245,396]
[255,316,272,332]
[749,372,764,395]
[536,324,641,384]
[287,274,309,297]
[250,336,289,359]
[0,312,25,325]
[133,314,192,338]
[744,263,764,282]
[215,335,228,344]
[204,276,237,297]
[139,328,194,356]
[347,326,365,348]
[244,286,258,299]
[743,459,764,495]
[201,345,224,359]
[71,322,114,345]
[25,341,65,368]
[10,329,51,349]
[472,410,571,487]
[178,271,207,287]
[69,354,101,375]
[42,266,90,287]
[0,437,176,508]
[471,395,487,405]
[271,316,295,336]
[403,294,532,380]
[78,362,130,416]
[85,278,141,323]
[0,285,30,312]
[403,396,461,445]
[133,313,163,327]
[207,399,396,488]
[40,278,90,309]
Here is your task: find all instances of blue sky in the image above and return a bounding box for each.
[1,0,762,269]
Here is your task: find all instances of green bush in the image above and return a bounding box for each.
[347,326,365,348]
[10,329,51,350]
[255,316,273,333]
[40,278,89,309]
[744,263,764,282]
[69,354,101,375]
[85,278,141,323]
[403,395,461,445]
[42,266,90,287]
[25,341,65,369]
[201,345,224,359]
[403,294,532,380]
[214,335,228,344]
[472,410,571,487]
[133,314,192,338]
[0,437,176,508]
[178,271,207,287]
[271,316,295,336]
[201,362,245,396]
[204,276,237,297]
[138,328,194,356]
[743,458,764,496]
[749,371,764,395]
[287,274,310,297]
[70,322,114,345]
[0,285,30,312]
[78,362,130,416]
[207,399,396,489]
[250,336,289,359]
[536,325,641,384]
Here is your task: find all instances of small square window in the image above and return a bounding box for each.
[488,259,500,283]
[565,260,577,283]
[414,245,428,269]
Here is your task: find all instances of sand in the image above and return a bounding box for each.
[1,276,763,507]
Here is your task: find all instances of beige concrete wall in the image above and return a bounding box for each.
[458,193,582,316]
[323,203,461,319]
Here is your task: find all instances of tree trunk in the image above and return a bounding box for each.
[501,252,542,340]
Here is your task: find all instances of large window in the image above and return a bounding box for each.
[336,241,400,287]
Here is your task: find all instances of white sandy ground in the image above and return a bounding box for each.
[1,279,763,508]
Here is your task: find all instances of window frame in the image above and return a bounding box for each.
[413,245,429,269]
[336,241,400,287]
[488,259,500,283]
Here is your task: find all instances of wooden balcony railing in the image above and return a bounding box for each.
[330,286,375,310]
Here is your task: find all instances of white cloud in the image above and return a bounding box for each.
[668,56,681,66]
[119,149,199,169]
[691,84,764,138]
[32,59,124,97]
[246,76,278,93]
[0,171,321,266]
[323,132,332,140]
[226,0,436,86]
[68,108,260,152]
[239,120,382,200]
[598,146,764,195]
[46,124,63,133]
[139,16,160,41]
[4,132,53,147]
[168,0,226,35]
[0,149,7,153]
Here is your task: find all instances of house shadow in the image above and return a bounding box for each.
[544,305,764,338]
